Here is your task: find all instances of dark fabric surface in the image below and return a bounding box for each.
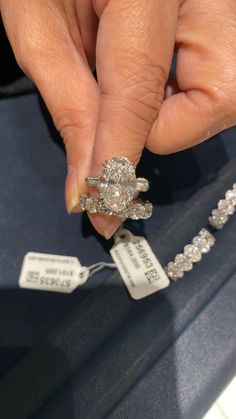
[34,157,236,419]
[107,270,236,419]
[0,94,235,419]
[0,17,32,98]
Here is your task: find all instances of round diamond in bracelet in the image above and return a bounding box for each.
[165,228,215,280]
[208,183,236,229]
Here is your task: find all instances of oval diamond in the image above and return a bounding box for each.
[99,157,137,212]
[102,182,135,212]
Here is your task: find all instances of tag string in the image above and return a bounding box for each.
[88,262,116,278]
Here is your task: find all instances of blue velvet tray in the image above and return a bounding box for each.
[0,94,235,419]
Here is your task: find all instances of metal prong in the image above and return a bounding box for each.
[85,176,101,186]
[136,178,149,192]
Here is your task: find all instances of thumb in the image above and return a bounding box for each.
[88,0,178,238]
[146,4,236,154]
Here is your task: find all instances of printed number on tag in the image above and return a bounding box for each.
[19,252,89,293]
[110,229,170,299]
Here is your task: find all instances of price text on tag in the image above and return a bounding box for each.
[110,230,170,299]
[19,252,89,293]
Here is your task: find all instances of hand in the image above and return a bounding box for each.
[0,0,100,220]
[1,0,236,239]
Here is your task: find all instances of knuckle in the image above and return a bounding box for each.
[13,30,43,75]
[100,91,156,141]
[209,79,236,123]
[53,109,93,145]
[99,66,166,141]
[122,64,166,101]
[110,65,167,130]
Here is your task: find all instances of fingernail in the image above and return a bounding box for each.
[65,167,80,214]
[104,219,122,240]
[88,212,122,239]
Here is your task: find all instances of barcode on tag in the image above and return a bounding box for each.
[19,252,89,293]
[110,230,170,299]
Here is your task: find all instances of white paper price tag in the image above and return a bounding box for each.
[19,252,89,294]
[110,229,170,300]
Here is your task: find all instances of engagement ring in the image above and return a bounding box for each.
[79,156,153,220]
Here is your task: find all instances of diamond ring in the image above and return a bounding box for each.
[79,157,153,220]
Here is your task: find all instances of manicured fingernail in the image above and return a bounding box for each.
[88,213,122,239]
[104,220,122,240]
[65,167,80,214]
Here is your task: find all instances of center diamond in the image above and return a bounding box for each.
[99,178,136,212]
[98,157,137,212]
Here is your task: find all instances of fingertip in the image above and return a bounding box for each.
[65,167,82,214]
[88,213,122,239]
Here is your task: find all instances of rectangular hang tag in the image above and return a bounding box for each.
[110,229,170,300]
[19,252,89,294]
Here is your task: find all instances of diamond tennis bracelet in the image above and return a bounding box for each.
[165,183,236,280]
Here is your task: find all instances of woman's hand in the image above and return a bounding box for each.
[0,0,100,217]
[1,0,236,238]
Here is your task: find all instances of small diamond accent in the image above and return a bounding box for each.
[79,195,97,213]
[174,254,193,272]
[208,216,223,229]
[79,195,113,215]
[209,208,229,229]
[79,195,87,211]
[102,157,136,183]
[86,198,98,213]
[165,262,184,280]
[199,228,211,238]
[199,229,215,247]
[212,208,229,222]
[218,199,235,215]
[126,199,153,220]
[225,189,236,205]
[184,244,202,262]
[192,236,211,253]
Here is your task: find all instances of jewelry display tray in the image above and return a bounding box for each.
[0,94,235,419]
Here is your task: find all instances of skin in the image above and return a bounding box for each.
[1,0,236,238]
